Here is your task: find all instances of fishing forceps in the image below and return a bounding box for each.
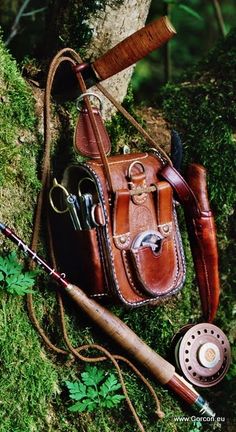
[49,179,82,230]
[77,177,100,229]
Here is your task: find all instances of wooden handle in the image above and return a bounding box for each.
[66,284,175,385]
[92,16,176,81]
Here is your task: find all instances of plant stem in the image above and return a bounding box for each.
[212,0,226,37]
[5,0,31,46]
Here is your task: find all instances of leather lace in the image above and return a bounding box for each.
[27,48,168,431]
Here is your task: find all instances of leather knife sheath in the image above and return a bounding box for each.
[161,163,220,322]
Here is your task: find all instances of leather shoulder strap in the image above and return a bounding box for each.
[160,164,200,215]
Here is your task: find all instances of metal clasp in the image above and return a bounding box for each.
[76,92,103,112]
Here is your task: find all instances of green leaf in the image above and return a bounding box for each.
[81,365,105,386]
[5,252,23,273]
[65,380,87,401]
[68,399,97,413]
[66,367,124,414]
[110,394,125,404]
[99,374,121,398]
[178,4,203,21]
[101,394,125,408]
[87,386,99,400]
[0,252,36,295]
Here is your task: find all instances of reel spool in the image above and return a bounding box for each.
[173,323,231,387]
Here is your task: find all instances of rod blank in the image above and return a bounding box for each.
[0,222,215,417]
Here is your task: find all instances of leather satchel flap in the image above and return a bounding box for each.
[74,107,111,158]
[126,181,181,298]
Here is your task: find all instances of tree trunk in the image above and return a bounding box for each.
[42,0,152,116]
[0,0,153,229]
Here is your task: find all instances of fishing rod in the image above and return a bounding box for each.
[0,222,215,418]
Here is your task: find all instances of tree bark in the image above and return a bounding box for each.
[42,0,152,117]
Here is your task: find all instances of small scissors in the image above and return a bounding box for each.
[49,178,82,230]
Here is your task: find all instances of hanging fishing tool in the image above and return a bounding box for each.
[77,177,100,229]
[49,178,82,230]
[49,177,101,230]
[0,222,216,418]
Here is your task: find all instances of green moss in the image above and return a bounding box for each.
[0,295,59,432]
[0,35,60,432]
[161,27,236,226]
[160,29,236,428]
[0,35,41,237]
[0,36,36,156]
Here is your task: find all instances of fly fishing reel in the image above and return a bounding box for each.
[173,323,231,387]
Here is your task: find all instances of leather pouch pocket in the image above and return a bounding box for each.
[129,237,179,298]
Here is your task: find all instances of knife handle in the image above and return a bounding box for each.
[92,16,176,81]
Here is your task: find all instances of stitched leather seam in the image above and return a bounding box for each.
[171,208,186,293]
[113,190,130,241]
[113,233,131,249]
[173,207,186,279]
[131,207,186,298]
[150,148,167,166]
[113,232,131,238]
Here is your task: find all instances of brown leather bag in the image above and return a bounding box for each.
[57,150,186,307]
[49,61,220,319]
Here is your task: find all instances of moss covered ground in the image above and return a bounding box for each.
[0,28,235,432]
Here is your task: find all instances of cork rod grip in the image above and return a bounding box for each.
[92,16,176,80]
[66,284,175,384]
[65,284,199,405]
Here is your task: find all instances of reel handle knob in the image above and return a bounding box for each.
[198,342,220,369]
